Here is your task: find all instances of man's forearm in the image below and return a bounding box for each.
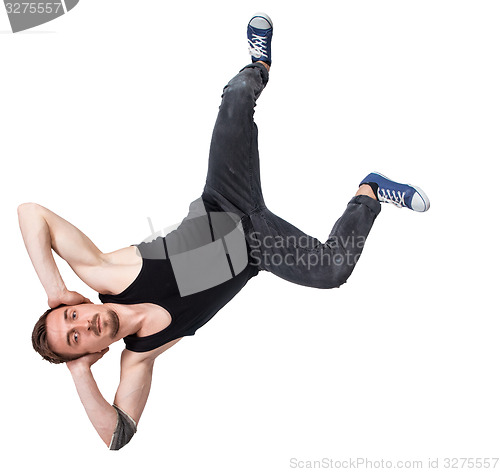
[18,203,67,303]
[69,364,117,447]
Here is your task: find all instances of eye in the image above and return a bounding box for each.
[74,331,79,343]
[72,311,77,320]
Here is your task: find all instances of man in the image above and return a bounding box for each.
[18,13,430,450]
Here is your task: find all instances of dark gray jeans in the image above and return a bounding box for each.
[202,63,381,289]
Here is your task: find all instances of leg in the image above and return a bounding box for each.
[248,193,382,289]
[203,62,269,215]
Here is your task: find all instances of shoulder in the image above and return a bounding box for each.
[97,246,144,295]
[119,349,155,375]
[103,245,143,267]
[120,338,183,367]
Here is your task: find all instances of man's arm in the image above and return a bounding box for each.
[67,349,118,446]
[18,202,112,303]
[67,349,155,449]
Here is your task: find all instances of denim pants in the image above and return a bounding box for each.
[202,63,381,289]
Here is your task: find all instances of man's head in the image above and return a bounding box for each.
[32,303,120,364]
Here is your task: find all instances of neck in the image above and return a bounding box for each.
[104,303,146,339]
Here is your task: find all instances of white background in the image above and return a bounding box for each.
[1,1,499,470]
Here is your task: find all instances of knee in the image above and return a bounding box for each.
[310,262,353,289]
[222,75,254,105]
[312,272,349,289]
[323,272,350,289]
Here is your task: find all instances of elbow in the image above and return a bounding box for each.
[108,437,134,451]
[108,430,137,451]
[17,202,41,219]
[108,405,138,451]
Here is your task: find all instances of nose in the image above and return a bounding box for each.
[74,318,92,332]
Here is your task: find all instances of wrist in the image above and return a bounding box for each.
[47,284,68,307]
[67,360,91,375]
[53,282,68,297]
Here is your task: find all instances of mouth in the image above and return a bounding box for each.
[92,313,101,336]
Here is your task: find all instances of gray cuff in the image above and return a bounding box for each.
[109,405,137,451]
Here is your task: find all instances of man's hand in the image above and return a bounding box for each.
[67,348,109,372]
[48,289,92,309]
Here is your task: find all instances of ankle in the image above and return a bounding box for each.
[356,184,377,201]
[256,60,270,71]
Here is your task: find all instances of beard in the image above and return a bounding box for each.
[105,309,120,338]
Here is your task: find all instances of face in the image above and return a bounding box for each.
[46,303,120,358]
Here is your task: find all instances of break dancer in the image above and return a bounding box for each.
[18,13,430,450]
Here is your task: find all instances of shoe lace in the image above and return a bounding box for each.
[248,33,268,59]
[378,188,406,208]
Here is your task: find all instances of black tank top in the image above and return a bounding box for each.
[99,198,259,352]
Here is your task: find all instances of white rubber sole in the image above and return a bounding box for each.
[250,12,273,28]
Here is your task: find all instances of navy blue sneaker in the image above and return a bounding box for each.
[247,13,273,65]
[360,172,430,212]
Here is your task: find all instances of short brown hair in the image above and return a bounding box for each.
[32,305,82,364]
